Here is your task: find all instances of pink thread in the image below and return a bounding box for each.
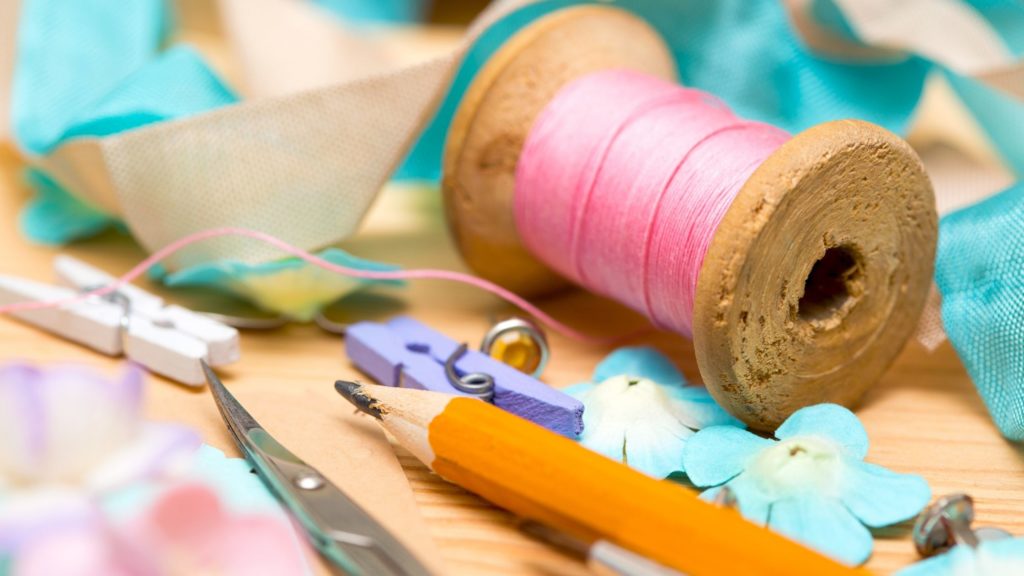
[516,70,790,337]
[0,227,638,344]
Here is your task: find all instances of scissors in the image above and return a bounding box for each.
[201,361,434,576]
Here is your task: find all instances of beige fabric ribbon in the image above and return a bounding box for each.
[827,0,1015,75]
[14,0,527,271]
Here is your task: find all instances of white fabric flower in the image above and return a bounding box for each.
[565,347,741,478]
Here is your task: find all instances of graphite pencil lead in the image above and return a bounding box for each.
[334,380,385,419]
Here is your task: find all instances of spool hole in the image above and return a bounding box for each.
[798,246,863,328]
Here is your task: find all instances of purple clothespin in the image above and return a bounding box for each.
[345,316,584,437]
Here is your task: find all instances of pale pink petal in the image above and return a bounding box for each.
[212,515,310,576]
[25,364,138,483]
[86,424,201,492]
[113,364,145,419]
[138,483,307,575]
[0,488,91,554]
[12,517,145,576]
[0,363,45,480]
[141,482,228,552]
[0,362,166,486]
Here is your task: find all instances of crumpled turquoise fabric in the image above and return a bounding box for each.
[10,0,409,319]
[313,0,428,24]
[947,70,1024,174]
[18,169,119,244]
[11,0,173,155]
[811,0,1024,174]
[401,0,931,181]
[961,0,1024,53]
[936,182,1024,440]
[12,0,237,243]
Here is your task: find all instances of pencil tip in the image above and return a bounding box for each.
[334,380,384,419]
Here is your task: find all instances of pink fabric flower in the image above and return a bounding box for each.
[0,362,200,554]
[13,483,309,576]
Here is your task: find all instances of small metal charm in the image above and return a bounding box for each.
[445,343,496,402]
[480,316,549,378]
[913,493,1012,557]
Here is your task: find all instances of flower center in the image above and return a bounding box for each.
[747,436,843,499]
[583,375,680,430]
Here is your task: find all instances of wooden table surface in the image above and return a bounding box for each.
[3,4,1023,575]
[3,140,1024,575]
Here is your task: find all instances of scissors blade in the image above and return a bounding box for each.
[201,361,433,576]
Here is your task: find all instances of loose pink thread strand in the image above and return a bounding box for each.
[0,227,637,344]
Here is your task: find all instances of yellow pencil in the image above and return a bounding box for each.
[334,381,868,576]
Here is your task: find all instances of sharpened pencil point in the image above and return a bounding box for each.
[334,380,384,419]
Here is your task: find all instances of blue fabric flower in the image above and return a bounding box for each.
[897,538,1024,576]
[564,347,741,479]
[684,404,931,566]
[162,248,403,322]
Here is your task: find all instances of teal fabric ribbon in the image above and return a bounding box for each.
[963,0,1024,53]
[401,0,931,181]
[11,0,237,242]
[947,71,1024,174]
[313,0,429,23]
[936,182,1024,440]
[11,0,173,154]
[18,169,119,245]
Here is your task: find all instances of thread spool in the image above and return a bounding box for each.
[442,6,937,429]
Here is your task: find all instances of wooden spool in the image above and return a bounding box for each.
[442,5,937,430]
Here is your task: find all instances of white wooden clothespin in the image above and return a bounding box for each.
[0,255,240,386]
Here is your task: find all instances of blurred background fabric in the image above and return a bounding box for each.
[3,0,1024,437]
